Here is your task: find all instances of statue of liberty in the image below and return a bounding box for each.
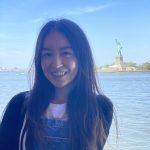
[115,39,122,56]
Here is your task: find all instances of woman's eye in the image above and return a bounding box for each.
[42,52,52,57]
[62,51,72,57]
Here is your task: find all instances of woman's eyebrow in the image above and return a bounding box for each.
[60,46,72,51]
[42,48,52,51]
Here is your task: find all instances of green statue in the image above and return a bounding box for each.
[115,39,122,55]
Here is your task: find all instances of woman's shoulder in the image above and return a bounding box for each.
[1,91,29,121]
[9,91,29,104]
[96,94,113,131]
[96,94,113,115]
[0,91,29,149]
[6,91,29,111]
[8,91,29,105]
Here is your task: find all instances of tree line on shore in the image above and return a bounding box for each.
[100,61,150,71]
[123,61,150,70]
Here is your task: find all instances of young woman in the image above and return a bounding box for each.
[0,19,113,150]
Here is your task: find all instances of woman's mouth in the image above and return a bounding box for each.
[51,71,67,77]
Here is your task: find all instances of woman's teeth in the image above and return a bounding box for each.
[52,71,66,76]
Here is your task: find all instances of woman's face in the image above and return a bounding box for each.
[41,31,78,89]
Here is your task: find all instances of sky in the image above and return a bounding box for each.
[0,0,150,69]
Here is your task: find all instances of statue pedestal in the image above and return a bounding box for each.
[115,54,123,66]
[114,54,124,70]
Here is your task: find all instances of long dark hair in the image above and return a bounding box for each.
[23,19,112,150]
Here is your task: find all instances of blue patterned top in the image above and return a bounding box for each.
[34,118,71,150]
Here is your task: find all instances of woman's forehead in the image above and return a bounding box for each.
[43,31,71,47]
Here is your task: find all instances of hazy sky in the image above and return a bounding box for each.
[0,0,150,69]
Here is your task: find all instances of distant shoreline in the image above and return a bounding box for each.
[0,68,27,72]
[0,70,27,73]
[96,70,150,73]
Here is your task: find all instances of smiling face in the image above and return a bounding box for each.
[41,31,78,89]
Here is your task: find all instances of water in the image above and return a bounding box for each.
[0,72,29,115]
[99,72,150,150]
[0,72,150,150]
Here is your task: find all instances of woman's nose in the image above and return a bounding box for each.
[52,54,63,68]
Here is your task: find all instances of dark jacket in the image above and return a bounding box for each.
[0,92,113,150]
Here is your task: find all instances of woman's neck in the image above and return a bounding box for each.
[51,86,71,104]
